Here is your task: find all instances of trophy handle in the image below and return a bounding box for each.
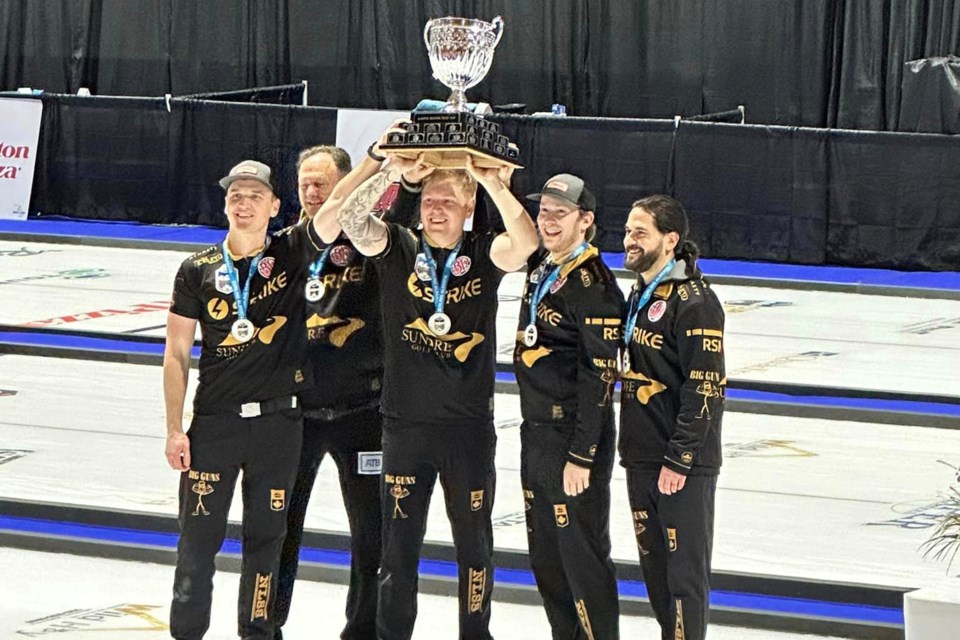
[491,15,504,47]
[423,18,435,49]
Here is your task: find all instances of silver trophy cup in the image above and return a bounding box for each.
[423,16,504,112]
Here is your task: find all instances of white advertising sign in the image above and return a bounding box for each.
[0,97,42,220]
[335,107,409,169]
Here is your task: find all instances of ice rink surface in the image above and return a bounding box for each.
[3,237,960,638]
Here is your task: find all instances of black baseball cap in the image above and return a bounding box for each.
[526,173,597,212]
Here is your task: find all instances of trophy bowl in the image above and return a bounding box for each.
[424,16,504,113]
[378,15,521,169]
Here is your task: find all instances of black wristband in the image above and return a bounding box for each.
[367,142,387,163]
[400,174,423,193]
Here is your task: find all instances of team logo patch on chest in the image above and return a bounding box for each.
[214,264,233,294]
[258,257,275,278]
[414,253,431,281]
[330,244,354,267]
[648,300,667,322]
[528,264,544,284]
[550,276,567,294]
[452,255,472,277]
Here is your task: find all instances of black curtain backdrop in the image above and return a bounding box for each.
[4,0,960,130]
[31,95,337,228]
[27,95,960,270]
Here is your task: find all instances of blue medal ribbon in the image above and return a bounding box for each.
[623,258,675,350]
[221,238,269,323]
[527,242,589,328]
[421,237,463,316]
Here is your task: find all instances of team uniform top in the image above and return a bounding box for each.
[298,186,420,412]
[618,260,726,476]
[513,246,625,467]
[373,225,505,423]
[169,223,317,414]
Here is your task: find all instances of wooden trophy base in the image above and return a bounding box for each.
[378,111,523,169]
[379,145,523,169]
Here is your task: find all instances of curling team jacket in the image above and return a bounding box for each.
[618,259,726,476]
[298,183,420,414]
[513,246,625,468]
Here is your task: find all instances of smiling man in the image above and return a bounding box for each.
[514,173,624,640]
[619,194,725,640]
[334,154,539,640]
[296,146,351,219]
[274,133,422,640]
[163,160,317,640]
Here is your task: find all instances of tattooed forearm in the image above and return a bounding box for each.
[337,170,392,251]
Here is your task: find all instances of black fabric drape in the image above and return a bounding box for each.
[31,95,337,227]
[674,122,829,265]
[168,0,290,96]
[4,0,960,130]
[32,96,172,221]
[1,0,98,94]
[28,95,960,269]
[827,130,960,271]
[898,56,960,134]
[94,0,172,97]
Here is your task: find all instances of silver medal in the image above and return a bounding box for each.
[428,312,452,336]
[523,323,538,347]
[305,278,325,302]
[231,318,255,343]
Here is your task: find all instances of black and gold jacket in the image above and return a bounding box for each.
[618,259,725,476]
[374,226,505,424]
[298,182,420,412]
[169,224,316,414]
[513,246,625,468]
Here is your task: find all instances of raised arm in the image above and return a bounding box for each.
[164,311,197,471]
[465,155,539,272]
[312,121,403,243]
[336,169,394,256]
[337,154,434,256]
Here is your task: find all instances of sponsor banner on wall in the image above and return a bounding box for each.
[335,107,410,170]
[0,97,42,220]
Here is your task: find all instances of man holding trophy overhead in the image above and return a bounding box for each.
[332,17,538,640]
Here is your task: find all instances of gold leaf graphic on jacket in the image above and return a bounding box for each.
[404,318,485,362]
[622,369,667,404]
[306,314,366,347]
[218,316,287,346]
[520,345,552,368]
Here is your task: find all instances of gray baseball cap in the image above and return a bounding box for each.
[219,160,276,194]
[526,173,597,212]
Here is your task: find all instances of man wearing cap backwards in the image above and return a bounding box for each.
[333,153,538,640]
[619,194,725,640]
[273,134,423,640]
[514,174,624,640]
[164,159,322,639]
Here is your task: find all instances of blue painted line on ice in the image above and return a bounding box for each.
[0,515,903,626]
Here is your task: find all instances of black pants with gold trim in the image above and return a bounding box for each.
[521,420,620,640]
[274,406,383,640]
[377,418,496,640]
[170,409,303,640]
[625,471,717,640]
